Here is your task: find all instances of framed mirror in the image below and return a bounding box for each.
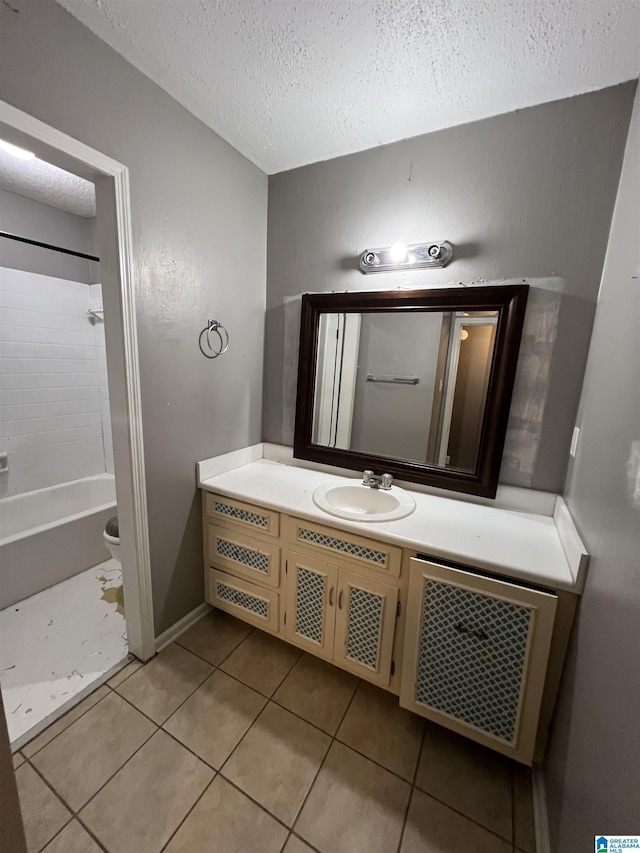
[294,285,529,498]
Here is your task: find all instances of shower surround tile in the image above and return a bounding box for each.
[0,559,128,746]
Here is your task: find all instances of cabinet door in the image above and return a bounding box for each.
[334,569,398,687]
[285,551,337,659]
[400,558,557,765]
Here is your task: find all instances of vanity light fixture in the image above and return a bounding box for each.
[359,240,453,273]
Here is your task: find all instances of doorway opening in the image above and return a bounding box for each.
[0,101,154,750]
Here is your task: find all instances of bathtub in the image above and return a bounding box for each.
[0,474,116,610]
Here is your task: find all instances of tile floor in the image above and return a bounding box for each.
[12,610,537,853]
[1,559,128,746]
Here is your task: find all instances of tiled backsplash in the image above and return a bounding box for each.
[0,267,113,496]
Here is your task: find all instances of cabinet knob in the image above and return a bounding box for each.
[329,586,334,606]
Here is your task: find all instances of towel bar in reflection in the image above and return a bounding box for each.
[365,374,419,385]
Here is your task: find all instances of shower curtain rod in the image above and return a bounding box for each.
[0,230,100,262]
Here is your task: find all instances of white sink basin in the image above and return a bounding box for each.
[312,481,416,522]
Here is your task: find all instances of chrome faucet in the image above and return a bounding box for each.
[362,470,393,490]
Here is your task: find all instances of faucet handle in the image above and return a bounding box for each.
[381,473,393,490]
[363,470,374,485]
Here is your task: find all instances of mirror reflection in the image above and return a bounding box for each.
[312,310,498,472]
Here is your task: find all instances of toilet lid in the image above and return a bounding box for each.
[105,515,119,537]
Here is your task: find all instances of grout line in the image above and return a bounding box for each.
[157,774,219,853]
[173,623,256,668]
[21,686,112,760]
[286,670,361,840]
[396,723,427,853]
[25,720,158,823]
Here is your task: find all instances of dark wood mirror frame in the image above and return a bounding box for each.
[293,284,529,498]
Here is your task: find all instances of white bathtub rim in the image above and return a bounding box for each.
[1,500,117,547]
[0,473,116,545]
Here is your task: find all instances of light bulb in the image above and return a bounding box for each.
[460,329,469,341]
[0,140,35,160]
[389,242,408,263]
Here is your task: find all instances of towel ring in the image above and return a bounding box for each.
[199,319,229,359]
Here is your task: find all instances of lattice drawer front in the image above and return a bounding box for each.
[345,587,383,671]
[297,527,387,566]
[217,581,269,619]
[295,567,326,644]
[416,579,531,743]
[210,569,278,632]
[206,493,279,537]
[216,537,269,574]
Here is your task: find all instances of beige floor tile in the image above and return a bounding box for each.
[31,691,155,811]
[295,741,410,853]
[401,788,512,853]
[164,669,267,768]
[12,751,25,769]
[22,685,110,758]
[15,763,72,853]
[220,629,301,695]
[107,658,143,688]
[80,730,213,853]
[164,775,288,853]
[223,701,330,826]
[115,642,212,723]
[337,681,424,780]
[415,723,513,842]
[176,609,252,665]
[514,764,536,852]
[42,819,102,853]
[273,654,358,734]
[283,835,317,853]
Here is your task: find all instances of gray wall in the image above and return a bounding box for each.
[544,87,640,848]
[0,0,268,633]
[265,84,635,492]
[0,187,97,283]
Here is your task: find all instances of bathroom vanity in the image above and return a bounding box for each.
[199,450,587,766]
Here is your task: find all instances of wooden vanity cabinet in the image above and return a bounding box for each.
[202,490,571,765]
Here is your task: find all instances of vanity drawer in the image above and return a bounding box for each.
[205,492,280,538]
[289,518,401,579]
[208,525,280,588]
[209,569,279,633]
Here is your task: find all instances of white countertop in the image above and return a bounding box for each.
[200,458,582,593]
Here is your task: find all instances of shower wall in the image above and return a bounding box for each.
[0,268,113,496]
[0,190,112,497]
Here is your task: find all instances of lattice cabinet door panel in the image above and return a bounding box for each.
[333,569,398,687]
[400,558,557,765]
[208,525,280,588]
[209,569,279,633]
[289,518,402,578]
[205,493,280,538]
[285,551,338,659]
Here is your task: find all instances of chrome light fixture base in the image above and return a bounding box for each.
[359,241,453,273]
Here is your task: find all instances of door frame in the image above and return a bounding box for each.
[0,100,155,660]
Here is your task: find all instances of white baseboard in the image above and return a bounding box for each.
[155,602,212,652]
[532,764,551,853]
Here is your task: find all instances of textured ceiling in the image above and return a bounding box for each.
[0,150,96,217]
[57,0,640,174]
